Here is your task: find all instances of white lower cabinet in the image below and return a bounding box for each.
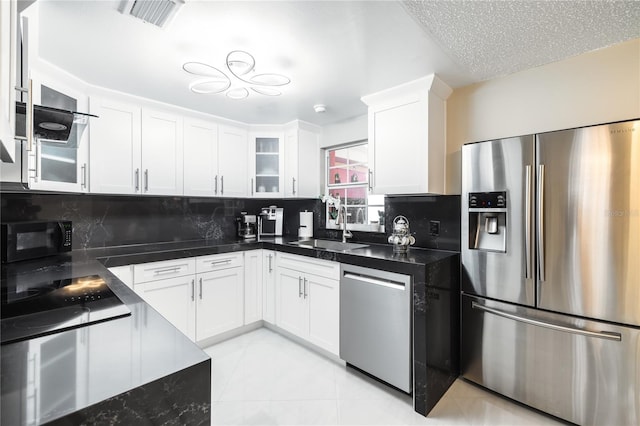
[275,253,340,355]
[262,250,277,324]
[135,275,196,341]
[114,250,340,355]
[243,250,263,325]
[195,267,244,341]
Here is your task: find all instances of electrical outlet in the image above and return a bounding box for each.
[429,220,440,236]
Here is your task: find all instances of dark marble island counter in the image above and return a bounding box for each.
[1,254,211,425]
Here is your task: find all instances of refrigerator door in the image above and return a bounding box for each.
[461,136,536,306]
[536,120,640,327]
[461,294,639,426]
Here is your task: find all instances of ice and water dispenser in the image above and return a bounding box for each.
[468,191,507,252]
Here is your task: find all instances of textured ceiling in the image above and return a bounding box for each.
[402,0,640,81]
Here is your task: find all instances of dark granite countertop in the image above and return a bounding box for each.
[1,236,458,424]
[91,237,458,289]
[0,253,210,425]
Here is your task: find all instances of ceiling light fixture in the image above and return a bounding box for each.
[314,104,326,113]
[183,50,290,99]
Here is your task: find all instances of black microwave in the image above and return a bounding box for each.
[1,221,72,263]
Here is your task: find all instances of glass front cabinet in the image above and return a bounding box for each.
[26,68,91,192]
[250,132,284,197]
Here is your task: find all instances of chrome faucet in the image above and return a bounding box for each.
[339,205,353,243]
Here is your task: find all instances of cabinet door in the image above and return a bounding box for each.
[262,250,276,324]
[138,275,196,341]
[27,68,90,192]
[251,132,284,197]
[305,274,340,355]
[283,129,298,198]
[368,99,426,195]
[184,118,218,196]
[89,98,141,194]
[141,108,183,195]
[243,250,263,324]
[285,128,319,198]
[296,129,320,197]
[0,0,17,162]
[275,267,306,339]
[218,124,248,197]
[196,268,244,341]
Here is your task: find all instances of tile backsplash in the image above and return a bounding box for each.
[1,193,460,252]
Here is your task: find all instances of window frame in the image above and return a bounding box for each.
[324,141,384,233]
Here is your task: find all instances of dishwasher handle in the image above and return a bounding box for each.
[343,272,406,290]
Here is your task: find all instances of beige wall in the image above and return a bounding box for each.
[446,38,640,194]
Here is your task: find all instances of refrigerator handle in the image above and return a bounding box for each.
[525,165,532,280]
[471,301,621,341]
[537,164,545,282]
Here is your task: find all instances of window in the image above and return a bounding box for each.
[324,142,384,233]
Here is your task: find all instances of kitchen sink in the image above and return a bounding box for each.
[288,239,369,251]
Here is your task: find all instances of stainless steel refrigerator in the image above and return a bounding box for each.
[461,119,640,425]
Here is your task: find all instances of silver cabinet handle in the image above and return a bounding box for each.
[33,139,40,181]
[214,175,218,195]
[251,178,254,196]
[191,279,195,302]
[303,277,308,298]
[537,164,545,281]
[135,168,140,191]
[199,277,203,300]
[524,165,532,280]
[210,259,231,266]
[28,80,34,152]
[268,254,273,273]
[81,163,87,189]
[153,267,180,275]
[292,177,296,195]
[221,175,224,195]
[298,276,303,297]
[144,169,149,192]
[471,301,621,341]
[368,169,373,191]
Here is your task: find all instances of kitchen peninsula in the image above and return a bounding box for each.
[1,231,459,424]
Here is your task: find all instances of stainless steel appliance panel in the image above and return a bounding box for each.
[536,120,640,326]
[340,264,412,393]
[461,136,536,306]
[461,294,639,426]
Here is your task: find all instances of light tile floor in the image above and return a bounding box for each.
[203,328,564,425]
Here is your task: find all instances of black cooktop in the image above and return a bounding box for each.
[1,274,131,345]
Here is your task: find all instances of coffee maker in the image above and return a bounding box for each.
[236,212,257,239]
[258,206,283,237]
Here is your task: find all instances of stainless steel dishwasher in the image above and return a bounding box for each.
[340,264,412,393]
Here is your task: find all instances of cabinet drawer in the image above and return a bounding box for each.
[276,252,340,280]
[133,258,196,284]
[196,252,244,273]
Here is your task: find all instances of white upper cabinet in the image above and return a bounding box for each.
[90,100,184,196]
[362,74,452,195]
[284,121,321,198]
[89,97,141,194]
[218,124,249,197]
[249,129,284,197]
[183,117,218,196]
[141,108,184,196]
[26,66,90,193]
[0,0,17,163]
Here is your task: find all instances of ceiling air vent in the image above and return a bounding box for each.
[119,0,185,28]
